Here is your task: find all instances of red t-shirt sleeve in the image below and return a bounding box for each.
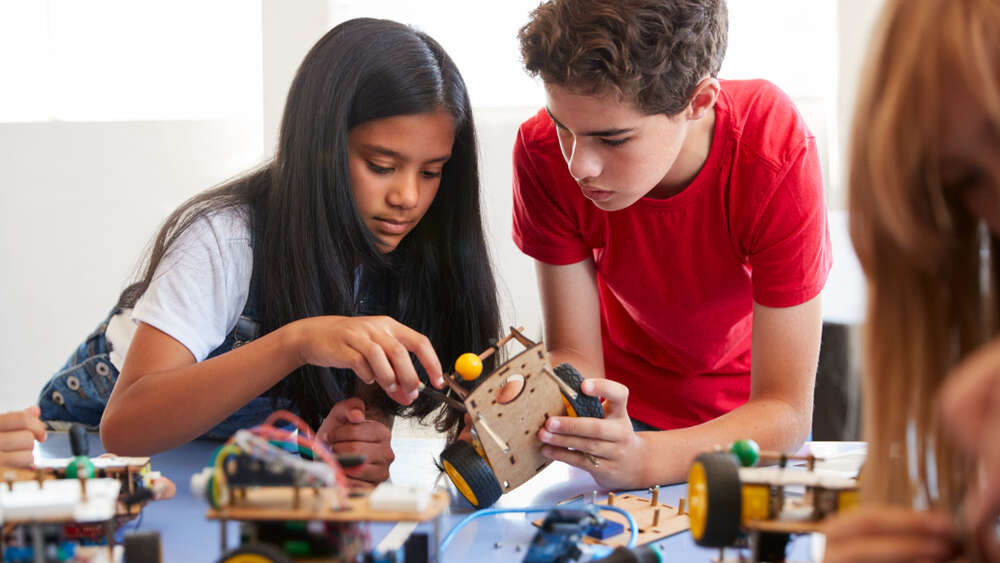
[748,137,833,307]
[511,121,592,265]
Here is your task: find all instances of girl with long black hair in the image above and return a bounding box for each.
[38,18,500,488]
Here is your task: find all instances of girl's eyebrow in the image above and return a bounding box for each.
[362,144,450,163]
[544,107,634,137]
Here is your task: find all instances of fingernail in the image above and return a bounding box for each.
[409,389,419,401]
[548,419,560,431]
[582,380,593,393]
[387,383,397,393]
[437,377,445,387]
[541,446,553,458]
[539,430,551,442]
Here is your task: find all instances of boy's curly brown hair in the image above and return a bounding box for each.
[519,0,728,116]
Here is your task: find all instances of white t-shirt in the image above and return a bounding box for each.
[106,206,254,370]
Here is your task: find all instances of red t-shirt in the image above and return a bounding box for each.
[512,79,832,430]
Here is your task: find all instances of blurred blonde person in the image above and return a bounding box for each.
[823,0,1000,561]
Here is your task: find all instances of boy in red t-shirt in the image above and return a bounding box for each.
[513,0,832,488]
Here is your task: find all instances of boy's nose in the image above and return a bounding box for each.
[567,141,601,183]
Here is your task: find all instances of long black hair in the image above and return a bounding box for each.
[119,18,501,435]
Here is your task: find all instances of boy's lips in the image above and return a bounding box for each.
[581,186,615,202]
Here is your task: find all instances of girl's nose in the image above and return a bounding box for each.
[387,173,420,209]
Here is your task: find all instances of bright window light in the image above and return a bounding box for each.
[0,0,262,122]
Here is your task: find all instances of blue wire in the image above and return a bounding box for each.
[439,504,638,554]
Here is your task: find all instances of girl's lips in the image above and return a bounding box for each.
[374,218,412,235]
[581,187,614,202]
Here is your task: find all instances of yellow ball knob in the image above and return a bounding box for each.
[455,353,483,381]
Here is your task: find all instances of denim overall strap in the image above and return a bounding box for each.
[38,233,288,438]
[38,316,119,429]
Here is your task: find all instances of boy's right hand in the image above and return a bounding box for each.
[292,315,444,406]
[821,506,959,562]
[0,406,46,468]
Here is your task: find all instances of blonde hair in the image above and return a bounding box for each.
[849,0,1000,513]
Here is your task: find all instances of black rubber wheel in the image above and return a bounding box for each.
[554,363,604,419]
[123,530,162,563]
[216,543,294,563]
[688,451,743,548]
[440,440,502,509]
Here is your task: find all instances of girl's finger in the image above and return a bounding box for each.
[372,328,421,395]
[351,336,403,401]
[389,323,444,387]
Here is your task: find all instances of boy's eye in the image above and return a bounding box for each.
[367,162,393,175]
[600,137,629,147]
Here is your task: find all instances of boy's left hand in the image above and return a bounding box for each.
[318,398,394,489]
[538,378,646,490]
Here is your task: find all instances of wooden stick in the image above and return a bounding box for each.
[507,326,535,348]
[475,415,509,454]
[542,366,578,400]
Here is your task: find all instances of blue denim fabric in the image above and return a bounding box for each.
[37,303,280,439]
[38,245,293,439]
[39,264,389,440]
[38,318,119,429]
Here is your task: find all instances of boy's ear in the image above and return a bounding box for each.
[686,77,720,121]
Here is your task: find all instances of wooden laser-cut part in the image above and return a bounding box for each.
[464,341,564,493]
[592,494,691,548]
[206,488,449,523]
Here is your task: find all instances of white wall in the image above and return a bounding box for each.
[0,120,263,410]
[1,1,880,413]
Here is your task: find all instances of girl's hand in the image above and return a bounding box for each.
[538,378,646,490]
[317,398,394,489]
[0,406,46,468]
[293,315,444,406]
[940,336,1000,538]
[822,506,959,562]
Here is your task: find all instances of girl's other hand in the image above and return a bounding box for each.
[293,315,444,406]
[940,336,1000,537]
[317,398,394,489]
[538,378,646,490]
[0,406,46,468]
[821,506,959,563]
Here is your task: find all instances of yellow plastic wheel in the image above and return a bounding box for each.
[686,452,742,547]
[217,543,293,563]
[455,353,483,381]
[688,460,708,540]
[440,440,502,508]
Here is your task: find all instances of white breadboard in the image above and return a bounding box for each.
[0,478,120,524]
[368,483,430,513]
[35,456,150,471]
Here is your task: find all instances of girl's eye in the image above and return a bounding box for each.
[600,137,629,147]
[367,162,393,175]
[421,170,443,179]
